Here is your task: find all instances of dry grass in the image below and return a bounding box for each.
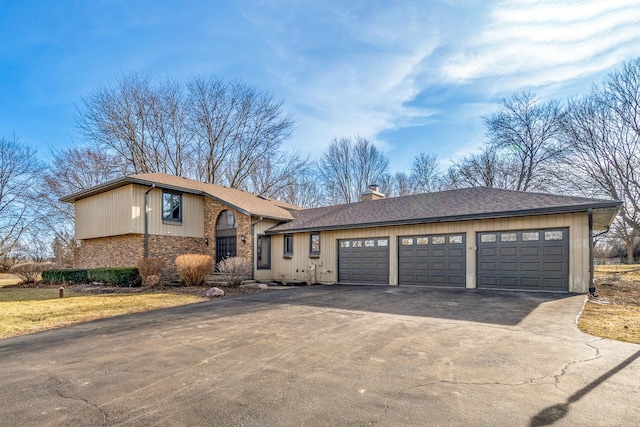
[0,273,20,287]
[0,288,205,339]
[578,265,640,344]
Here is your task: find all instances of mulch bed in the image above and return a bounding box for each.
[593,272,640,306]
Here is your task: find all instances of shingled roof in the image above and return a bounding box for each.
[61,173,299,221]
[266,187,621,233]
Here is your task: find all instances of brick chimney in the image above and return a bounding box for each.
[360,184,385,202]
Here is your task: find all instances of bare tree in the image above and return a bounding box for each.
[563,71,640,263]
[379,172,414,197]
[410,152,441,193]
[443,146,518,190]
[76,73,296,192]
[484,91,566,191]
[317,136,389,204]
[0,136,44,270]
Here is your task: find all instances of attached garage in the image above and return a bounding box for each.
[477,228,569,291]
[398,233,466,287]
[338,237,389,284]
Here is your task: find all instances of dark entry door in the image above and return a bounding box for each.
[215,235,236,265]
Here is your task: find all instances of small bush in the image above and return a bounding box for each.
[175,254,213,287]
[136,257,166,287]
[9,262,58,284]
[87,267,141,287]
[42,269,90,284]
[216,257,251,287]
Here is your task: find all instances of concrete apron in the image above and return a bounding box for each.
[0,286,638,426]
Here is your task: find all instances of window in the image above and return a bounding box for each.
[416,237,429,245]
[377,239,388,247]
[352,240,362,248]
[364,239,375,247]
[257,235,271,269]
[522,232,540,241]
[401,238,414,246]
[283,234,294,257]
[432,236,445,244]
[310,233,321,257]
[162,190,182,223]
[480,233,496,243]
[501,233,517,242]
[544,230,563,240]
[449,235,463,244]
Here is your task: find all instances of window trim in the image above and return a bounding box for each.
[309,233,321,258]
[283,234,294,258]
[162,189,183,223]
[257,234,271,270]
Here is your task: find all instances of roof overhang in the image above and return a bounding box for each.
[265,201,623,234]
[60,176,293,222]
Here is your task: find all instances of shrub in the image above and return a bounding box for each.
[136,257,166,287]
[87,267,141,287]
[175,254,213,286]
[216,257,251,287]
[42,269,90,284]
[9,262,58,284]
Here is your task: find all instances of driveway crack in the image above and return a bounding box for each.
[553,339,603,389]
[50,376,108,425]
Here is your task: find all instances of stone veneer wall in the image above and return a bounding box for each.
[75,234,208,279]
[203,198,253,276]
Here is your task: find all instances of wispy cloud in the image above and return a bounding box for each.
[441,0,640,92]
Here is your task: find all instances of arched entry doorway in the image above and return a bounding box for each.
[215,210,237,265]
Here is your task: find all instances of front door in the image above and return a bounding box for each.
[215,210,237,266]
[215,235,236,265]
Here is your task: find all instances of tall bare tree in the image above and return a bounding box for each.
[317,136,389,204]
[76,73,295,192]
[563,60,640,262]
[484,91,565,191]
[0,136,44,269]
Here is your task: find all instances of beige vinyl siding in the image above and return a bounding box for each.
[75,185,134,239]
[264,212,590,293]
[130,185,204,237]
[75,184,204,240]
[253,218,281,281]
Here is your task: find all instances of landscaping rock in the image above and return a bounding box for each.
[206,287,225,298]
[257,283,269,290]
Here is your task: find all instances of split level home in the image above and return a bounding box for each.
[61,172,621,293]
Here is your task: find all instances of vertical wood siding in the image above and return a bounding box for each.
[75,184,204,240]
[263,212,590,293]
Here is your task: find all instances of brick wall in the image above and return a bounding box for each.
[75,234,208,279]
[203,198,253,275]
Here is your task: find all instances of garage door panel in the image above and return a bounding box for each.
[399,233,466,287]
[477,228,568,291]
[339,238,389,284]
[500,247,518,257]
[521,247,540,256]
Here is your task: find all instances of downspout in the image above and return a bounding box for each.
[588,208,595,296]
[144,184,156,258]
[250,217,264,280]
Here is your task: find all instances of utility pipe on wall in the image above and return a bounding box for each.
[144,184,156,258]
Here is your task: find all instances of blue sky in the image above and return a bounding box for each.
[2,0,640,172]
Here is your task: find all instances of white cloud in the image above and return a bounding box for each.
[441,0,640,92]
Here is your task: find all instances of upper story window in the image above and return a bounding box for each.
[162,190,182,223]
[309,233,320,257]
[283,234,294,257]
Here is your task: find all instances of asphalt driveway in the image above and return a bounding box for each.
[0,285,639,426]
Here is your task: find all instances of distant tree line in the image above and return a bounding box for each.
[2,58,640,266]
